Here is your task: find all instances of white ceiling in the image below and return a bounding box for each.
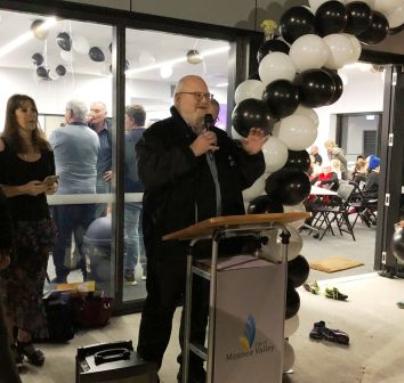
[0,9,231,86]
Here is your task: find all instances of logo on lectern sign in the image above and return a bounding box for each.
[239,315,256,351]
[226,314,275,362]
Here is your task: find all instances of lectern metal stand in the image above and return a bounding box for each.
[163,212,309,383]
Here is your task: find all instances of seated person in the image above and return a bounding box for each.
[311,165,339,191]
[363,155,380,200]
[352,157,367,185]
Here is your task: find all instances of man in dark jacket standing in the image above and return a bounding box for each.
[0,188,21,383]
[136,75,266,382]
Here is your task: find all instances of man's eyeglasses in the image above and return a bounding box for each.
[176,92,214,102]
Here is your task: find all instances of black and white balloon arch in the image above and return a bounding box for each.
[232,0,404,370]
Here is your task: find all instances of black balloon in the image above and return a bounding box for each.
[55,64,66,77]
[315,0,348,36]
[286,281,300,319]
[392,227,404,262]
[285,150,311,172]
[262,80,300,119]
[280,6,316,44]
[56,32,72,51]
[32,53,44,66]
[288,255,310,288]
[36,66,49,79]
[358,11,389,45]
[257,39,290,63]
[247,195,284,214]
[89,47,105,62]
[265,168,311,205]
[322,68,344,105]
[232,98,273,137]
[295,69,336,108]
[344,1,372,36]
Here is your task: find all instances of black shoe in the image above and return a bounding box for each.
[17,342,45,366]
[309,320,326,340]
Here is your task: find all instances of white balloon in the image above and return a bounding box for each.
[60,50,73,62]
[309,0,344,12]
[284,315,299,338]
[284,341,296,372]
[294,105,319,127]
[342,34,362,63]
[258,52,296,86]
[234,80,265,104]
[387,5,404,28]
[277,114,318,151]
[289,34,330,72]
[262,136,289,173]
[73,35,90,55]
[242,173,266,202]
[374,0,403,15]
[260,225,302,262]
[283,203,307,229]
[323,34,357,70]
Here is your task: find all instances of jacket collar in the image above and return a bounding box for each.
[170,106,197,139]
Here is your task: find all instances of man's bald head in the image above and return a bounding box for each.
[174,75,211,133]
[89,101,107,127]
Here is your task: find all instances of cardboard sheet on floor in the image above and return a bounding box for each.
[309,256,364,273]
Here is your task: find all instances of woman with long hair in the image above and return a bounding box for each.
[0,94,57,367]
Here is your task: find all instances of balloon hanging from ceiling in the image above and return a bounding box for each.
[32,53,44,66]
[56,32,72,51]
[89,47,106,62]
[55,64,67,77]
[31,19,49,40]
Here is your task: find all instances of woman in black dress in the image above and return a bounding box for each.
[0,94,57,366]
[0,187,21,382]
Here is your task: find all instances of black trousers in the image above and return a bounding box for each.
[137,255,209,375]
[0,301,21,383]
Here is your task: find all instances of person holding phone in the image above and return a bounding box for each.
[0,94,57,367]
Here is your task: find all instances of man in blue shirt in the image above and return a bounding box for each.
[50,100,99,283]
[88,101,112,217]
[123,105,146,284]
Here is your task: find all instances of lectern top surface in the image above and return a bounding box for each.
[163,212,310,241]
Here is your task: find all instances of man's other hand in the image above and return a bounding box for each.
[241,128,268,155]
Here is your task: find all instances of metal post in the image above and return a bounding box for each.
[182,246,194,383]
[206,232,220,383]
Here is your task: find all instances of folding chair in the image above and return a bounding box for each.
[311,182,356,241]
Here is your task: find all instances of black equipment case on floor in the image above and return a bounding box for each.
[76,341,157,382]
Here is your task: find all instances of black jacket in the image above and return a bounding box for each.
[136,107,265,259]
[0,189,13,251]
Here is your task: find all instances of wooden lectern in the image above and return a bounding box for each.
[163,212,310,383]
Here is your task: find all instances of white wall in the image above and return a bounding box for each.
[313,68,385,163]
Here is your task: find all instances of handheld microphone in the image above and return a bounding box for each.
[204,113,214,131]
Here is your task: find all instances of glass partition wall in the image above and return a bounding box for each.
[0,4,235,311]
[0,10,115,294]
[122,28,231,302]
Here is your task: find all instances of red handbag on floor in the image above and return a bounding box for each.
[71,292,113,328]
